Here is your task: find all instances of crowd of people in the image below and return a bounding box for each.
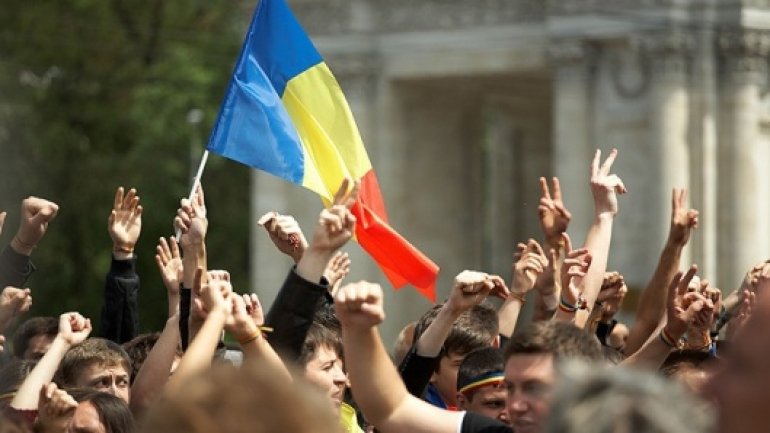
[0,148,768,433]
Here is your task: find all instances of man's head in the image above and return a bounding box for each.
[67,389,135,433]
[55,338,132,404]
[122,332,182,384]
[456,347,508,424]
[502,321,603,433]
[706,295,770,433]
[544,360,713,433]
[298,308,346,413]
[416,303,499,407]
[661,350,718,397]
[12,316,57,360]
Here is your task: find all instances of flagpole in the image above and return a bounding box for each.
[175,150,210,239]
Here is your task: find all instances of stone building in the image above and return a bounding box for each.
[250,0,770,343]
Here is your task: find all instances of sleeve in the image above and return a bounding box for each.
[0,246,35,288]
[264,267,330,361]
[179,286,191,351]
[99,256,140,344]
[398,346,441,398]
[459,412,512,433]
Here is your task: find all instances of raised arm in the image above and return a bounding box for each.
[624,188,698,355]
[0,197,58,288]
[574,149,626,328]
[336,282,463,433]
[0,286,32,333]
[101,186,142,344]
[166,268,229,396]
[265,179,358,359]
[129,236,183,413]
[11,312,91,410]
[553,234,592,323]
[174,185,208,349]
[499,240,548,337]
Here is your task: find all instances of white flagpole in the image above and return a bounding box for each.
[175,150,210,239]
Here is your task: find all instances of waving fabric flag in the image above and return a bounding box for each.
[207,0,439,301]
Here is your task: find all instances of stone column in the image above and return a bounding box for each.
[642,32,692,263]
[549,40,595,245]
[716,30,770,288]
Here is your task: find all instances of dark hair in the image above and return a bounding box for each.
[414,303,499,358]
[660,350,717,377]
[0,360,36,407]
[456,347,504,398]
[602,346,626,365]
[12,316,58,359]
[122,332,182,384]
[504,321,603,362]
[55,338,132,387]
[297,307,343,367]
[67,389,135,433]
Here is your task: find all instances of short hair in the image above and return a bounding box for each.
[660,350,716,378]
[122,332,182,384]
[544,360,714,433]
[456,347,504,399]
[392,322,417,365]
[12,316,58,359]
[139,362,340,433]
[297,307,343,367]
[67,389,135,433]
[504,321,603,362]
[55,338,132,387]
[0,360,36,407]
[414,303,499,357]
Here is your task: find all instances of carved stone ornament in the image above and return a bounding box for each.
[718,29,770,82]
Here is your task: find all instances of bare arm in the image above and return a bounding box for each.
[175,186,208,345]
[574,149,626,328]
[130,315,180,413]
[336,282,463,433]
[11,313,91,410]
[499,240,547,337]
[624,188,697,355]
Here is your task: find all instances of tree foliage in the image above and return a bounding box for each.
[0,0,255,334]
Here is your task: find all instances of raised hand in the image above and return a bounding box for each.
[727,290,756,340]
[324,251,351,295]
[193,269,231,318]
[226,294,262,342]
[56,312,92,346]
[0,286,32,331]
[174,185,208,248]
[511,239,549,296]
[665,266,714,342]
[447,270,509,314]
[11,197,59,255]
[242,293,264,327]
[589,149,627,217]
[334,281,386,329]
[309,179,359,253]
[108,187,143,257]
[598,272,627,320]
[36,383,78,433]
[668,188,699,246]
[537,177,572,248]
[558,233,592,308]
[257,212,308,263]
[156,237,183,296]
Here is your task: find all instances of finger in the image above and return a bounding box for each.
[0,211,6,233]
[529,240,546,258]
[591,149,601,177]
[562,232,573,254]
[332,178,351,207]
[195,184,206,208]
[539,177,551,200]
[552,177,563,201]
[194,267,204,294]
[678,266,698,297]
[599,148,618,175]
[123,188,137,210]
[345,180,361,208]
[113,187,124,211]
[667,272,683,307]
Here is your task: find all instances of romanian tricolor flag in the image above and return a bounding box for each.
[207,0,439,301]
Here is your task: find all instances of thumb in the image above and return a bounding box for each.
[30,205,57,225]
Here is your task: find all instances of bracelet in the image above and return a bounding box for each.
[558,297,577,313]
[114,244,134,254]
[509,291,526,304]
[237,326,274,345]
[659,327,681,349]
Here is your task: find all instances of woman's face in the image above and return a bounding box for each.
[303,344,348,412]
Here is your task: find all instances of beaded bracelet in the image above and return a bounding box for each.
[659,327,680,349]
[558,297,577,313]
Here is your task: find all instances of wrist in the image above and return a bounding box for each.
[112,246,134,261]
[297,247,334,283]
[10,235,35,256]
